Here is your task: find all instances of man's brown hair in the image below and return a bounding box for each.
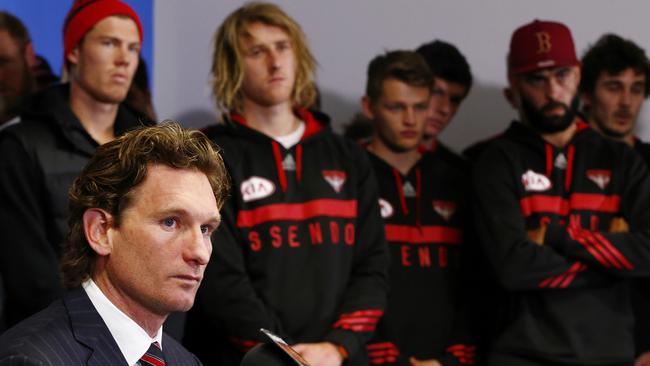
[365,50,433,102]
[0,11,31,50]
[211,2,317,112]
[60,122,229,288]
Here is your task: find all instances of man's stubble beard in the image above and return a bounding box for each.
[521,95,580,134]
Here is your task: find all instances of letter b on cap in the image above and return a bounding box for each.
[535,31,552,54]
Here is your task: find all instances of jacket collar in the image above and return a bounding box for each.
[21,83,145,156]
[63,288,129,366]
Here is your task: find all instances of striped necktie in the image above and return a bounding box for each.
[138,341,166,366]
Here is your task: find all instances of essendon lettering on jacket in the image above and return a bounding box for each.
[400,245,452,268]
[537,213,605,231]
[248,221,355,251]
[385,225,461,268]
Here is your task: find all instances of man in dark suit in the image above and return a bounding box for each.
[0,123,229,365]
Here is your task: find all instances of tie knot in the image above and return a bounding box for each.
[139,342,166,366]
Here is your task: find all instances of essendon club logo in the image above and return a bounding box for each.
[378,198,394,218]
[322,170,346,193]
[521,170,552,192]
[432,200,456,221]
[587,169,611,190]
[241,176,275,202]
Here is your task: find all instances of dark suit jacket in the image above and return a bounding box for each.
[0,288,202,365]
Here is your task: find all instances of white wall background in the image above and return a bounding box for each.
[153,0,650,153]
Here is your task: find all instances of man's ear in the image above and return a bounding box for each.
[580,92,593,109]
[24,42,37,68]
[83,209,114,256]
[361,96,375,120]
[66,45,80,69]
[503,86,518,109]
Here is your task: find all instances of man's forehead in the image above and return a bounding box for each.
[434,77,467,94]
[241,22,290,43]
[599,68,646,81]
[0,29,20,49]
[87,15,141,41]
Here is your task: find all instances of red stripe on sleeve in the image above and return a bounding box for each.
[568,227,613,268]
[583,231,623,269]
[594,232,634,270]
[333,309,383,332]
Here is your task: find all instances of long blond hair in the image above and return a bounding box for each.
[211,2,317,113]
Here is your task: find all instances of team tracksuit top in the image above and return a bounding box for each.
[364,146,476,366]
[632,139,650,356]
[473,120,650,365]
[183,110,389,366]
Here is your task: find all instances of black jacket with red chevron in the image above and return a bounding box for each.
[365,147,476,366]
[473,120,650,365]
[183,110,389,366]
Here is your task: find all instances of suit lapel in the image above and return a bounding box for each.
[64,288,129,366]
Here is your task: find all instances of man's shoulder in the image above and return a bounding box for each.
[636,140,650,166]
[0,114,59,146]
[161,333,201,365]
[0,299,78,364]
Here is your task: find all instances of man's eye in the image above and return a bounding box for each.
[201,225,212,235]
[162,218,177,228]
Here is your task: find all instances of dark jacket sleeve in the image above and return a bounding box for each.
[323,145,390,360]
[436,303,476,366]
[473,145,614,291]
[545,148,650,278]
[0,355,46,366]
[0,131,63,326]
[195,195,285,352]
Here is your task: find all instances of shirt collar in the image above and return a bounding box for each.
[83,279,163,366]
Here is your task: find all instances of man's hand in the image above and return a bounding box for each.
[527,224,547,246]
[609,217,629,233]
[409,357,442,366]
[293,342,343,366]
[636,351,650,366]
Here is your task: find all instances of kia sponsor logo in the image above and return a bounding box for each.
[378,198,394,218]
[521,170,552,191]
[241,176,275,202]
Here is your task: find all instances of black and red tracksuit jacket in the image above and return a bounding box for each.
[183,109,389,366]
[473,120,650,365]
[364,146,476,366]
[632,139,650,356]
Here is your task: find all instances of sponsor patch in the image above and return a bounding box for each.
[432,200,456,221]
[587,169,611,190]
[521,170,552,191]
[378,198,394,218]
[241,176,275,202]
[323,170,347,193]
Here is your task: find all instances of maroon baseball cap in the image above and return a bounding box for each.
[508,19,579,74]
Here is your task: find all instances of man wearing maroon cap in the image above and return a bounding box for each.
[0,0,149,328]
[472,19,650,366]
